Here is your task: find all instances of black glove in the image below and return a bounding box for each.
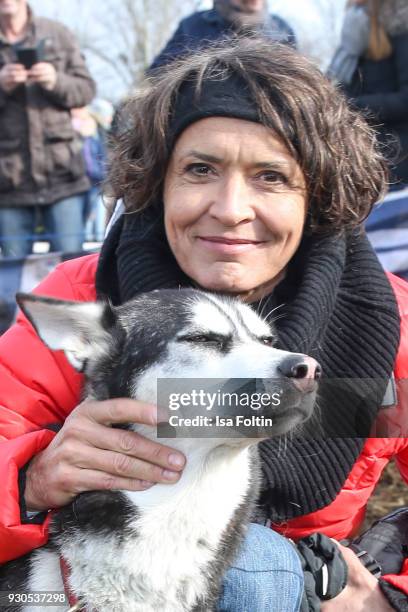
[295,532,348,612]
[347,506,408,576]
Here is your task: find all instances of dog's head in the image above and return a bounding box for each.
[17,289,320,439]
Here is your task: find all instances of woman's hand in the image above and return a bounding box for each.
[24,398,186,511]
[321,544,394,611]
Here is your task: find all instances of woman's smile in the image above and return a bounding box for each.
[196,234,267,254]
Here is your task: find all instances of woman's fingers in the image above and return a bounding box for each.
[67,400,186,473]
[64,467,158,496]
[80,398,159,427]
[73,446,182,484]
[80,421,185,472]
[24,398,186,511]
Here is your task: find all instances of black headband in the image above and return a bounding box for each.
[167,71,261,149]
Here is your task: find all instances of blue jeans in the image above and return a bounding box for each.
[0,194,85,258]
[218,524,303,612]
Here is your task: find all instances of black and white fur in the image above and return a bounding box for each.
[0,289,318,612]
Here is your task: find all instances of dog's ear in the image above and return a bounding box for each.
[16,292,117,371]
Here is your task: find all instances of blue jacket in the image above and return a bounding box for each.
[150,8,296,70]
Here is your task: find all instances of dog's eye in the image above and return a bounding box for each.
[178,333,231,350]
[260,336,275,346]
[188,334,215,343]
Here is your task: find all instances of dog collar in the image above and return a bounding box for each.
[59,556,86,612]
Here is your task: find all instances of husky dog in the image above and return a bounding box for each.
[0,289,320,612]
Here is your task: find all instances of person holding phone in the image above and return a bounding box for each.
[0,0,95,258]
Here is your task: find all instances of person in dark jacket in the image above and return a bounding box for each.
[328,0,408,188]
[150,0,296,70]
[0,0,96,258]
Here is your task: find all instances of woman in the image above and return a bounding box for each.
[328,0,408,188]
[0,39,407,611]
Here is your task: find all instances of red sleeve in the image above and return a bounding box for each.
[379,275,408,598]
[0,264,87,563]
[0,431,55,561]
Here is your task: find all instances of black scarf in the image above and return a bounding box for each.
[96,207,400,521]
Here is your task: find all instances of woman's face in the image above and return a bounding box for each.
[163,117,307,302]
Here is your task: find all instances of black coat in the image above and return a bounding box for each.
[345,32,408,185]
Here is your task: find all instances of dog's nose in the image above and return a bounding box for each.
[278,355,322,392]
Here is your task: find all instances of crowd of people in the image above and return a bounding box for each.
[1,0,407,257]
[0,0,408,611]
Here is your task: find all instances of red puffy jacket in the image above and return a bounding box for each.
[0,253,407,597]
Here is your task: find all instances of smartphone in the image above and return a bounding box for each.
[15,40,45,69]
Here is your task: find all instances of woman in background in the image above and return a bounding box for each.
[329,0,408,188]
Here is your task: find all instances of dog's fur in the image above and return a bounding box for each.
[0,289,317,612]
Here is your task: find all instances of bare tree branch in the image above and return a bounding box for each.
[70,0,203,96]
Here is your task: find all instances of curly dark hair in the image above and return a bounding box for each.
[109,37,388,234]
